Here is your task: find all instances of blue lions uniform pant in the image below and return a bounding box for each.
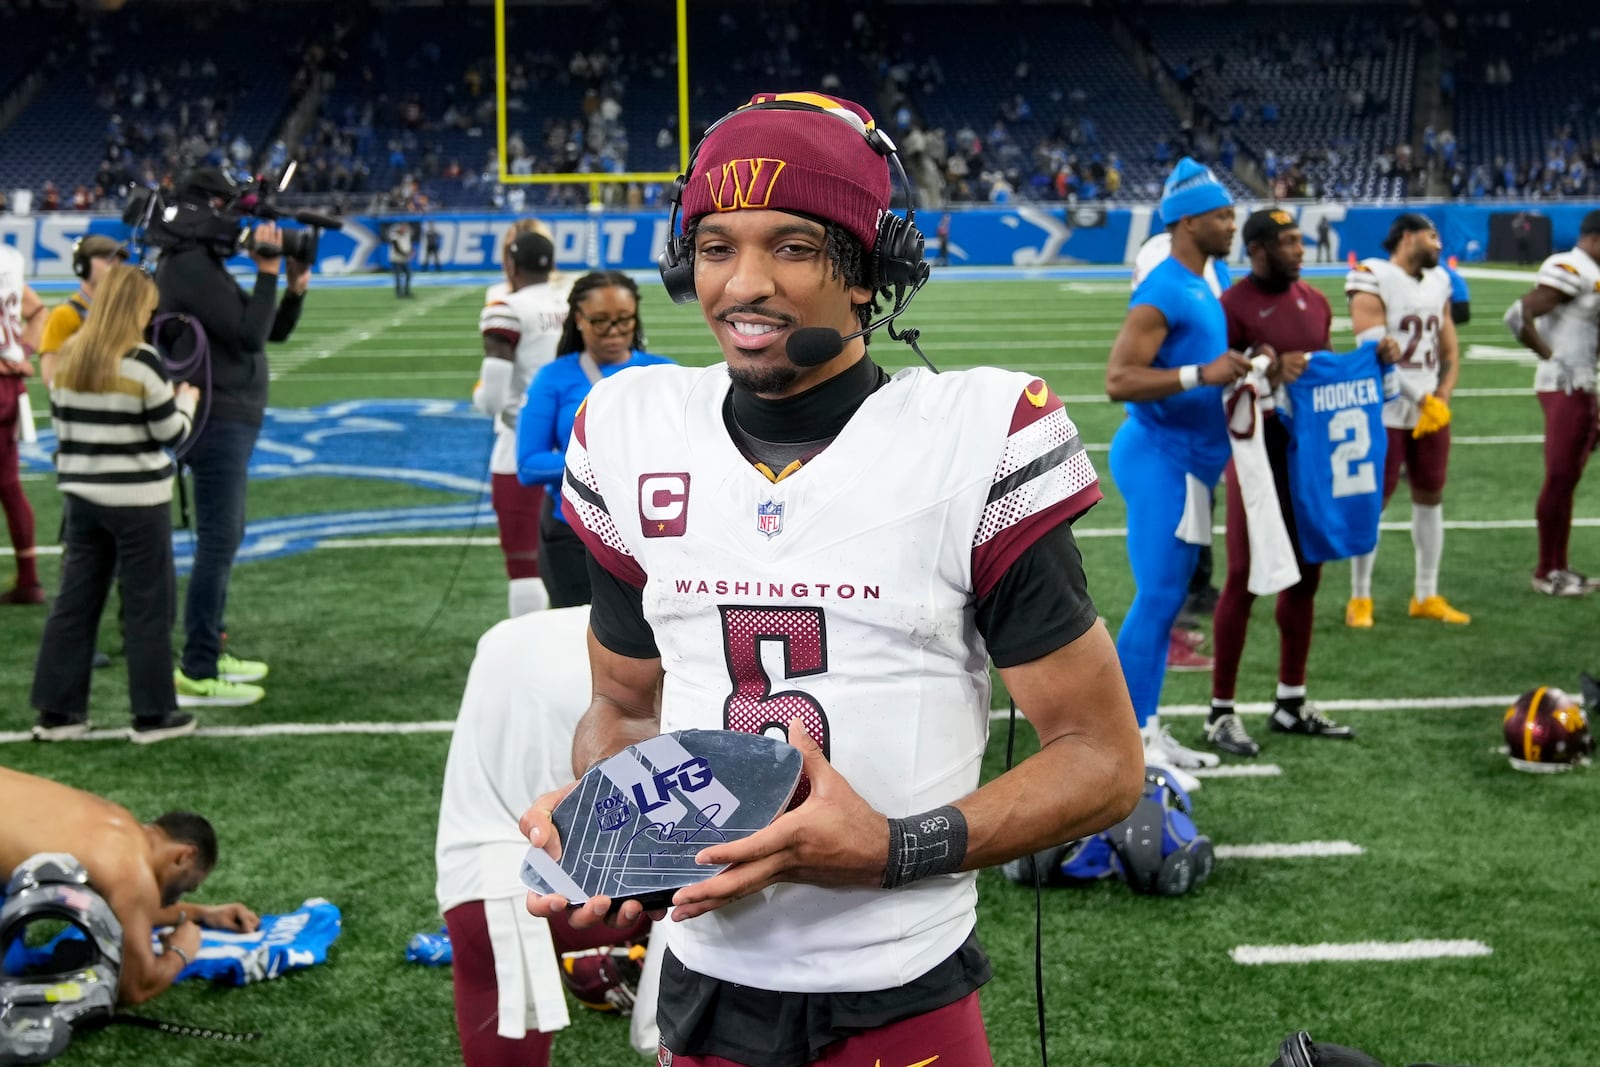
[1110,418,1202,728]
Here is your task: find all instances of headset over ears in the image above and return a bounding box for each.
[657,99,929,305]
[70,236,93,280]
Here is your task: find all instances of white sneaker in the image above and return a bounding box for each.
[1144,723,1220,769]
[1144,756,1202,794]
[1532,569,1592,597]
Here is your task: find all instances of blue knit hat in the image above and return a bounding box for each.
[1160,158,1232,222]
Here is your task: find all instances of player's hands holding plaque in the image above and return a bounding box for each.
[521,729,804,928]
[667,720,896,921]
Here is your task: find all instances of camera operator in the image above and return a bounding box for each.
[154,166,310,708]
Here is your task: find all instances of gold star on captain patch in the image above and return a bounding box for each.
[657,522,666,532]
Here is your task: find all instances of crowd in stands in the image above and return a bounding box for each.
[3,2,1599,215]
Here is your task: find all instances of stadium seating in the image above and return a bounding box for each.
[879,5,1248,202]
[1143,9,1416,199]
[0,6,305,205]
[1452,14,1598,191]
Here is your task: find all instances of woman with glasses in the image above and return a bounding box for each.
[515,271,674,607]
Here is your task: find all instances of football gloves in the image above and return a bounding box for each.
[1412,393,1452,438]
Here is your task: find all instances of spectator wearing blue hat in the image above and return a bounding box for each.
[1105,158,1252,790]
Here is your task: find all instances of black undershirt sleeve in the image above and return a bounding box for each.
[586,551,660,659]
[976,519,1099,669]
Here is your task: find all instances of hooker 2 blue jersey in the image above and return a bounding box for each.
[1279,343,1393,564]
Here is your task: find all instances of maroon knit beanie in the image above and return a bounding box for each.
[680,91,891,253]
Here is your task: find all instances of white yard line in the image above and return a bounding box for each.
[1190,764,1284,778]
[0,721,458,744]
[0,694,1528,746]
[271,288,463,379]
[1215,841,1365,859]
[1230,940,1492,965]
[8,515,1599,561]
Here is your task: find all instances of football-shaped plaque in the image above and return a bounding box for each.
[521,730,803,908]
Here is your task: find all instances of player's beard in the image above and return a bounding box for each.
[727,360,802,397]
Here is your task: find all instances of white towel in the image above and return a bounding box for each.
[1224,367,1301,596]
[1174,473,1214,547]
[482,895,569,1038]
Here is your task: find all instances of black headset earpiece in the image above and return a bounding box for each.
[656,99,927,303]
[70,236,90,280]
[657,173,696,304]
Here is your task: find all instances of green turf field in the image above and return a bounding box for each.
[2,268,1596,1067]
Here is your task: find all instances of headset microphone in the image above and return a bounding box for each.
[783,271,938,372]
[785,325,866,367]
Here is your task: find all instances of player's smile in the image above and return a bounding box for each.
[717,308,796,352]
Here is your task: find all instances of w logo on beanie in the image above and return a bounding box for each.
[706,158,788,212]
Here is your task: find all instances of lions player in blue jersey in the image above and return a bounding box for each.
[1106,159,1251,789]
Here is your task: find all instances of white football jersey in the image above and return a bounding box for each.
[1133,232,1223,297]
[1529,249,1600,393]
[1346,258,1453,428]
[435,605,592,913]
[563,362,1101,994]
[0,244,29,363]
[479,280,569,473]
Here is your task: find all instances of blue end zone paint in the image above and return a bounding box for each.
[21,400,499,574]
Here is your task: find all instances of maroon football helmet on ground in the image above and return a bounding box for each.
[1503,687,1594,773]
[560,940,648,1014]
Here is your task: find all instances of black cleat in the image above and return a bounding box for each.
[130,712,198,745]
[1269,703,1355,739]
[1204,713,1261,757]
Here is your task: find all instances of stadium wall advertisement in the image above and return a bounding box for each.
[4,202,1598,277]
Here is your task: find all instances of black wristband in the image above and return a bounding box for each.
[881,806,969,889]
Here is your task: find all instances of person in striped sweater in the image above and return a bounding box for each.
[31,264,200,744]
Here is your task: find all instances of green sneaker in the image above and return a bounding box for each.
[217,652,269,683]
[175,670,265,708]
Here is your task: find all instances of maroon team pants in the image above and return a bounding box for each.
[1536,390,1600,575]
[445,901,649,1067]
[1383,424,1451,499]
[1212,454,1321,701]
[492,474,543,579]
[658,992,993,1067]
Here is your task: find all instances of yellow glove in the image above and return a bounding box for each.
[1412,393,1452,438]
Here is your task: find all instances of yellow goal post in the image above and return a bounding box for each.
[493,0,691,201]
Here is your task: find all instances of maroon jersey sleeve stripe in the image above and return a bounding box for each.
[971,483,1102,599]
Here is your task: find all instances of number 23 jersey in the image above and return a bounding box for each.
[1346,258,1452,429]
[562,362,1100,993]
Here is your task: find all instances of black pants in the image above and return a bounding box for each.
[394,261,412,295]
[537,496,592,608]
[32,494,178,725]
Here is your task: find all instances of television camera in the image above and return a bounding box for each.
[122,164,342,263]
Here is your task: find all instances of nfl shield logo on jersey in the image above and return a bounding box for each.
[755,499,784,539]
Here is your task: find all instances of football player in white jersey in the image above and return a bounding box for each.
[436,606,658,1067]
[475,230,569,617]
[521,91,1143,1067]
[486,217,557,305]
[0,242,47,604]
[1504,209,1600,596]
[1344,213,1468,628]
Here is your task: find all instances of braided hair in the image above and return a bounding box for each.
[555,270,645,356]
